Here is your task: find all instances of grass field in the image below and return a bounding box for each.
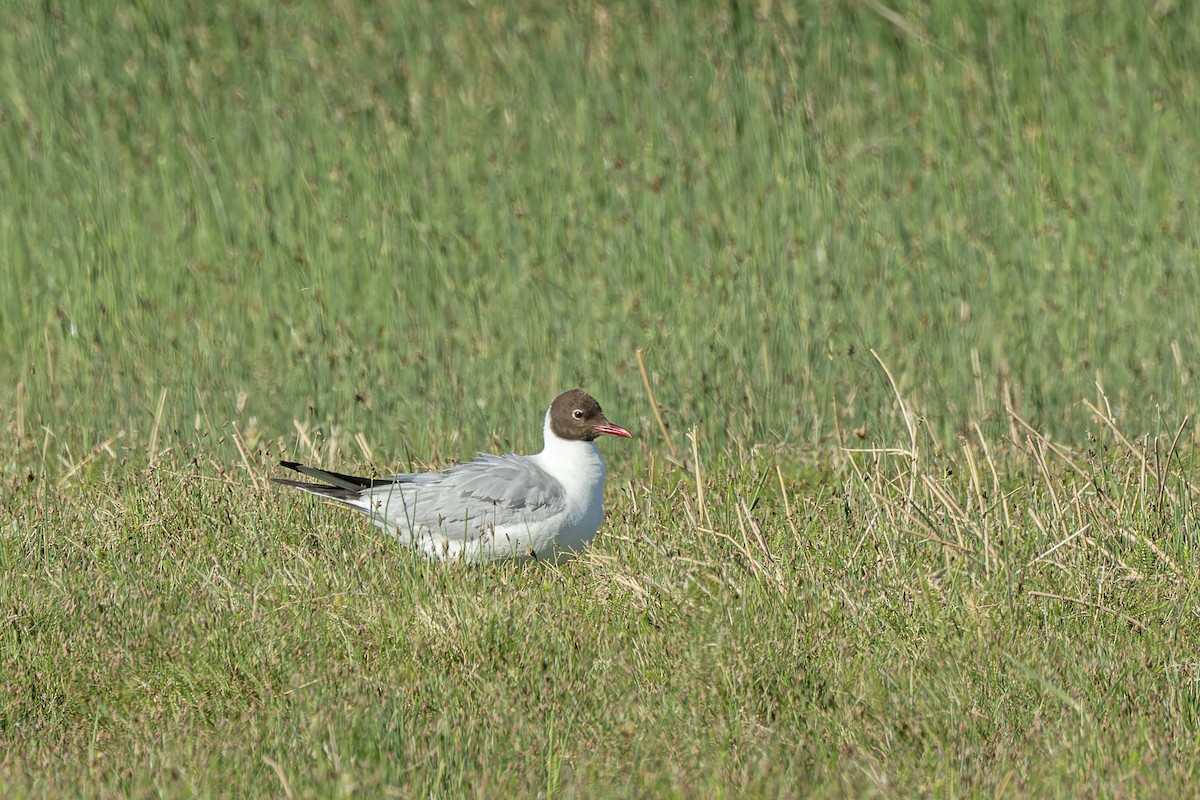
[3,0,1200,796]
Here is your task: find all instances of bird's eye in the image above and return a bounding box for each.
[572,409,584,420]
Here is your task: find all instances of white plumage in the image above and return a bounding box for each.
[274,389,632,562]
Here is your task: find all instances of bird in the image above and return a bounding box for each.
[273,389,632,563]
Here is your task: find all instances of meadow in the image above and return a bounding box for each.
[2,0,1200,795]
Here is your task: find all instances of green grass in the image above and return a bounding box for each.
[3,0,1200,796]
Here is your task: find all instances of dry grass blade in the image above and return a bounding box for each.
[355,431,375,465]
[857,0,930,45]
[871,348,920,503]
[736,496,784,586]
[974,421,1011,529]
[776,464,799,542]
[1007,404,1092,486]
[148,387,168,467]
[1084,393,1153,480]
[293,419,316,455]
[52,433,120,487]
[687,427,707,527]
[637,348,680,464]
[1120,530,1183,579]
[1156,415,1194,507]
[1025,524,1091,569]
[262,756,296,800]
[15,380,26,445]
[232,422,263,491]
[1028,591,1148,632]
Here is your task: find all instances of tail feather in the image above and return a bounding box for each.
[270,476,364,501]
[273,460,401,501]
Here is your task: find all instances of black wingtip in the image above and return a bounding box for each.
[271,476,363,501]
[274,460,401,492]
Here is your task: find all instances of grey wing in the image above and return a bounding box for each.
[362,454,566,538]
[443,454,565,514]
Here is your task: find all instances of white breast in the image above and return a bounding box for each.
[528,419,609,555]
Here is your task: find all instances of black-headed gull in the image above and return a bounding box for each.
[274,389,632,562]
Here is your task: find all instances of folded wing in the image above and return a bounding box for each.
[279,455,567,549]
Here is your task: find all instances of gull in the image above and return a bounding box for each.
[274,389,632,562]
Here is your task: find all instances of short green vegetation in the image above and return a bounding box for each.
[3,1,1199,796]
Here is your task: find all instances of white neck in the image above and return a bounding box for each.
[534,410,607,501]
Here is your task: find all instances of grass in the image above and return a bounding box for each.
[3,0,1200,796]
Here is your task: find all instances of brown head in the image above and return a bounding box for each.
[547,389,633,442]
